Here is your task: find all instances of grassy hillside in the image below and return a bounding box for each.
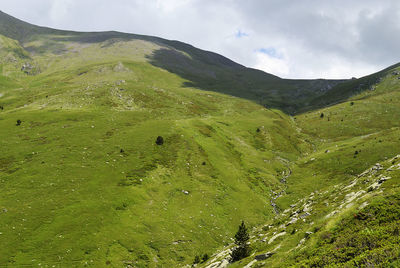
[0,28,312,266]
[200,65,400,268]
[0,11,400,268]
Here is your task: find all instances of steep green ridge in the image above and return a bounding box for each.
[0,11,399,268]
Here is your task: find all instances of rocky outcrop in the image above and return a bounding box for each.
[21,62,40,75]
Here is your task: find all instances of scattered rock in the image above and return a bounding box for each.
[268,232,286,244]
[113,62,131,72]
[115,80,126,86]
[243,260,257,268]
[205,259,229,268]
[21,62,40,75]
[296,238,306,248]
[299,212,311,219]
[255,252,274,261]
[305,231,313,238]
[378,176,391,184]
[21,62,33,72]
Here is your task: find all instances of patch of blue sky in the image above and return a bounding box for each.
[235,29,249,38]
[257,47,284,59]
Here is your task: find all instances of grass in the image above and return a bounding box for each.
[0,11,400,267]
[0,31,311,266]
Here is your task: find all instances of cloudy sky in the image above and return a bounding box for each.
[1,0,399,79]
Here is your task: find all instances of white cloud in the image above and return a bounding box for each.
[49,0,74,26]
[254,53,290,77]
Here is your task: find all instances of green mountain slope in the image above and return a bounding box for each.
[201,64,400,268]
[0,11,399,268]
[0,13,309,266]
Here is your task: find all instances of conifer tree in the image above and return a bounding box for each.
[230,221,250,262]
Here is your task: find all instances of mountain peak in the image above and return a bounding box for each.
[0,10,63,42]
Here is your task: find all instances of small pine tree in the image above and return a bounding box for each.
[155,136,164,145]
[230,221,250,262]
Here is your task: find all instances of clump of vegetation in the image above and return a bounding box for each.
[156,136,164,145]
[202,253,209,262]
[193,255,201,265]
[16,119,22,126]
[230,221,250,262]
[192,253,208,265]
[294,193,400,267]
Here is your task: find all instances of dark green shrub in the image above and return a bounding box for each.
[193,255,200,264]
[230,221,250,262]
[202,253,209,262]
[156,136,164,145]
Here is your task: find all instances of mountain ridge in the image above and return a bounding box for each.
[0,10,351,114]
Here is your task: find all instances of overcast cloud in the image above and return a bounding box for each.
[1,0,399,78]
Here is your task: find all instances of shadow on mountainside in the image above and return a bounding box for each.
[146,47,349,114]
[3,10,398,115]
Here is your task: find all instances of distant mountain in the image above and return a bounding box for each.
[0,10,350,114]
